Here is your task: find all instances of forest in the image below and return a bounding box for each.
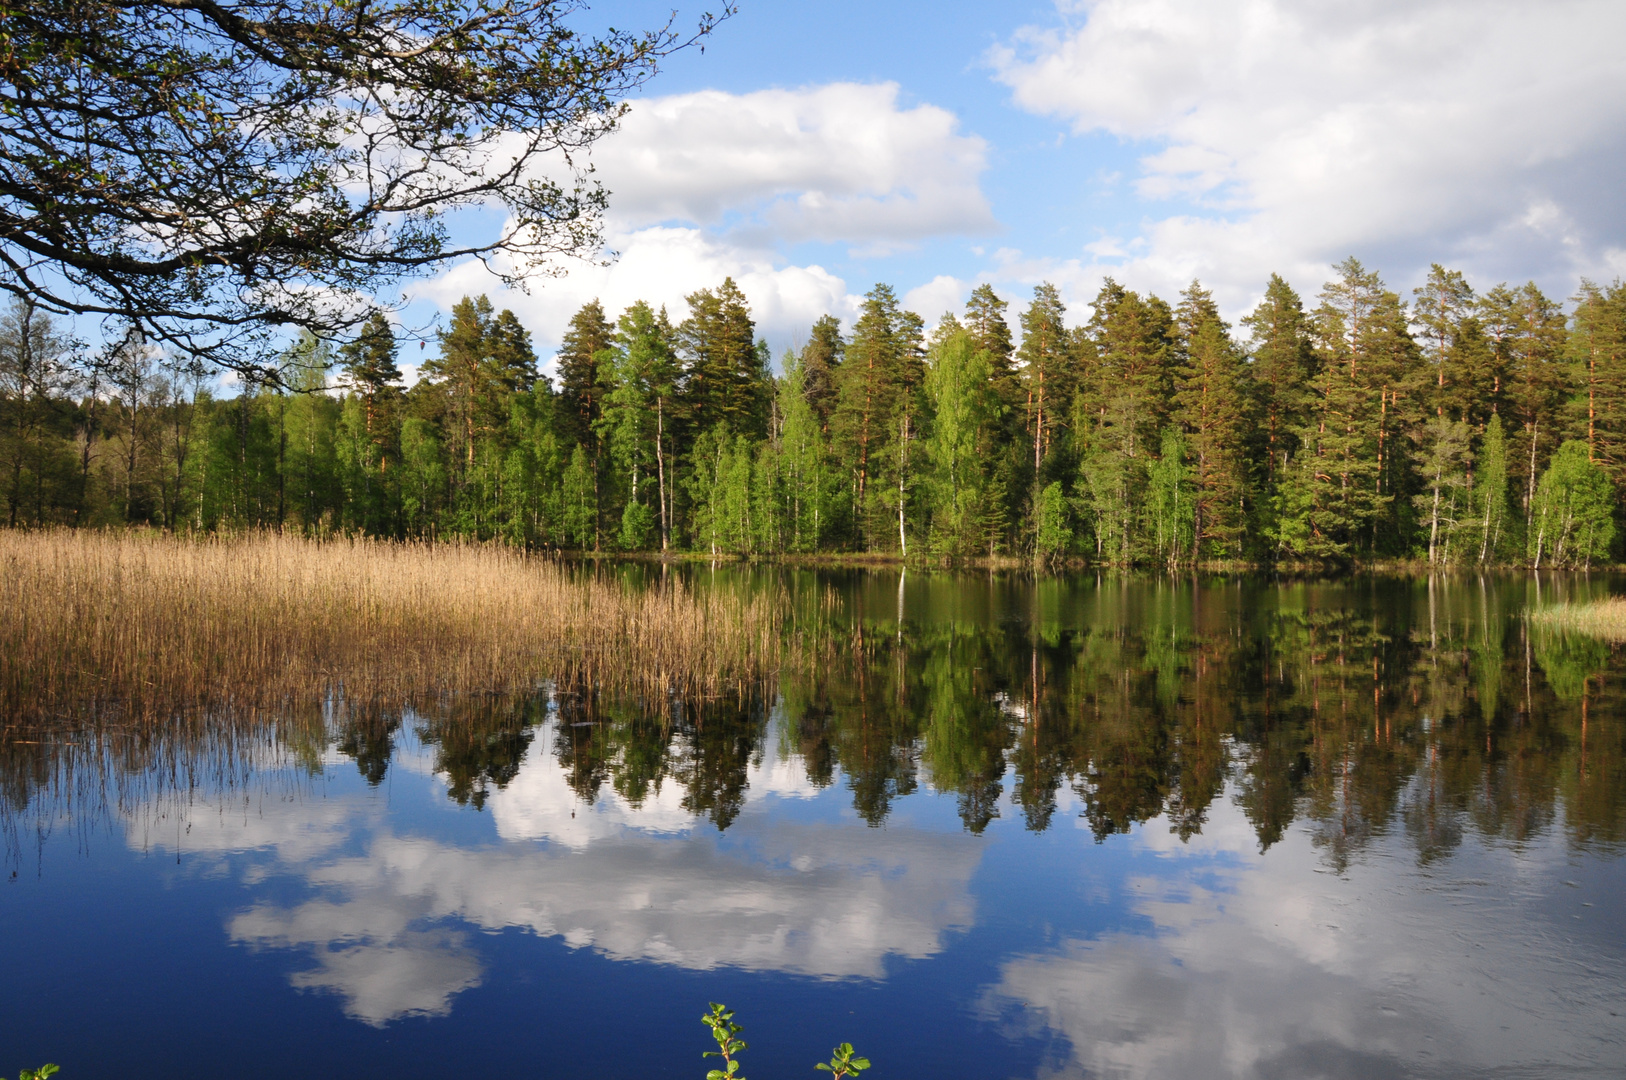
[1,258,1623,567]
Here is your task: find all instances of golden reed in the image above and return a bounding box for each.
[0,530,783,725]
[1530,597,1626,643]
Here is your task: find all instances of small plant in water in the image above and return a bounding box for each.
[701,1003,871,1080]
[816,1043,871,1079]
[702,1002,748,1080]
[18,1067,58,1080]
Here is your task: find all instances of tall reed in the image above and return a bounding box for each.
[0,530,784,725]
[1530,597,1626,642]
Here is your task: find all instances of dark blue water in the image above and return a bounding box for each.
[4,573,1625,1079]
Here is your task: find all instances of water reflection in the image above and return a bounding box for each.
[310,573,1624,857]
[3,571,1623,1079]
[121,719,982,1025]
[992,797,1626,1079]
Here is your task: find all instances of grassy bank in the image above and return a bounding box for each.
[0,530,784,724]
[1530,597,1626,642]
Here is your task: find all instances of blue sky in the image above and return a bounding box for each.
[407,0,1626,375]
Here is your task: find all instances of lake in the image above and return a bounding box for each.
[4,570,1624,1079]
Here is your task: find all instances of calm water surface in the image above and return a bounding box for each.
[4,572,1625,1079]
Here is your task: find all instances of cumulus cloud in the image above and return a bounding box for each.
[990,0,1626,314]
[596,83,995,247]
[903,276,969,328]
[418,225,858,372]
[418,83,995,361]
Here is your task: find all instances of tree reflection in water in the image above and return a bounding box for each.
[5,571,1624,865]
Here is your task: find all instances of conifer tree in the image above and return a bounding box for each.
[799,315,845,432]
[1485,282,1568,538]
[832,284,924,547]
[1569,280,1626,495]
[964,285,1024,552]
[1272,259,1390,558]
[1173,302,1246,557]
[964,284,1017,403]
[1017,283,1071,479]
[1240,274,1316,496]
[420,296,497,473]
[338,312,403,476]
[599,301,678,548]
[679,278,764,439]
[557,300,614,449]
[1082,278,1174,461]
[1411,265,1475,417]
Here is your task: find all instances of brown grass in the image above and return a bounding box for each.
[0,529,784,725]
[1530,597,1626,642]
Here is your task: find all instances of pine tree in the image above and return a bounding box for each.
[557,300,614,449]
[1172,284,1246,556]
[964,284,1024,552]
[1240,274,1316,495]
[595,301,678,549]
[1081,278,1174,463]
[799,314,844,433]
[1569,280,1626,496]
[1272,259,1390,559]
[338,312,403,477]
[1017,282,1071,479]
[1484,282,1568,540]
[831,283,924,548]
[679,278,764,439]
[1411,265,1474,418]
[417,296,539,538]
[964,284,1017,405]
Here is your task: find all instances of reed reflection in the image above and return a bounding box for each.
[5,573,1624,867]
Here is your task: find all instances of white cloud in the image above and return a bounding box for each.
[418,225,859,374]
[991,0,1626,313]
[417,82,996,363]
[903,275,968,327]
[594,83,995,247]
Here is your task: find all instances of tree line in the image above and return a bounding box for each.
[2,259,1623,565]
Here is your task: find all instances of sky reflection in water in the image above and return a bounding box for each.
[3,573,1624,1079]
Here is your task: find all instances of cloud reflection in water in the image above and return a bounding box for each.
[140,722,983,1025]
[990,797,1625,1080]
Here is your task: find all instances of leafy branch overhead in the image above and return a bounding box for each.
[0,0,731,376]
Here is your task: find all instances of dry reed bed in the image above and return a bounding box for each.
[0,530,784,725]
[1530,597,1626,642]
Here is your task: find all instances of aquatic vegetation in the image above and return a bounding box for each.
[816,1043,872,1079]
[0,530,785,725]
[702,1004,869,1080]
[702,1003,748,1080]
[1531,597,1626,642]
